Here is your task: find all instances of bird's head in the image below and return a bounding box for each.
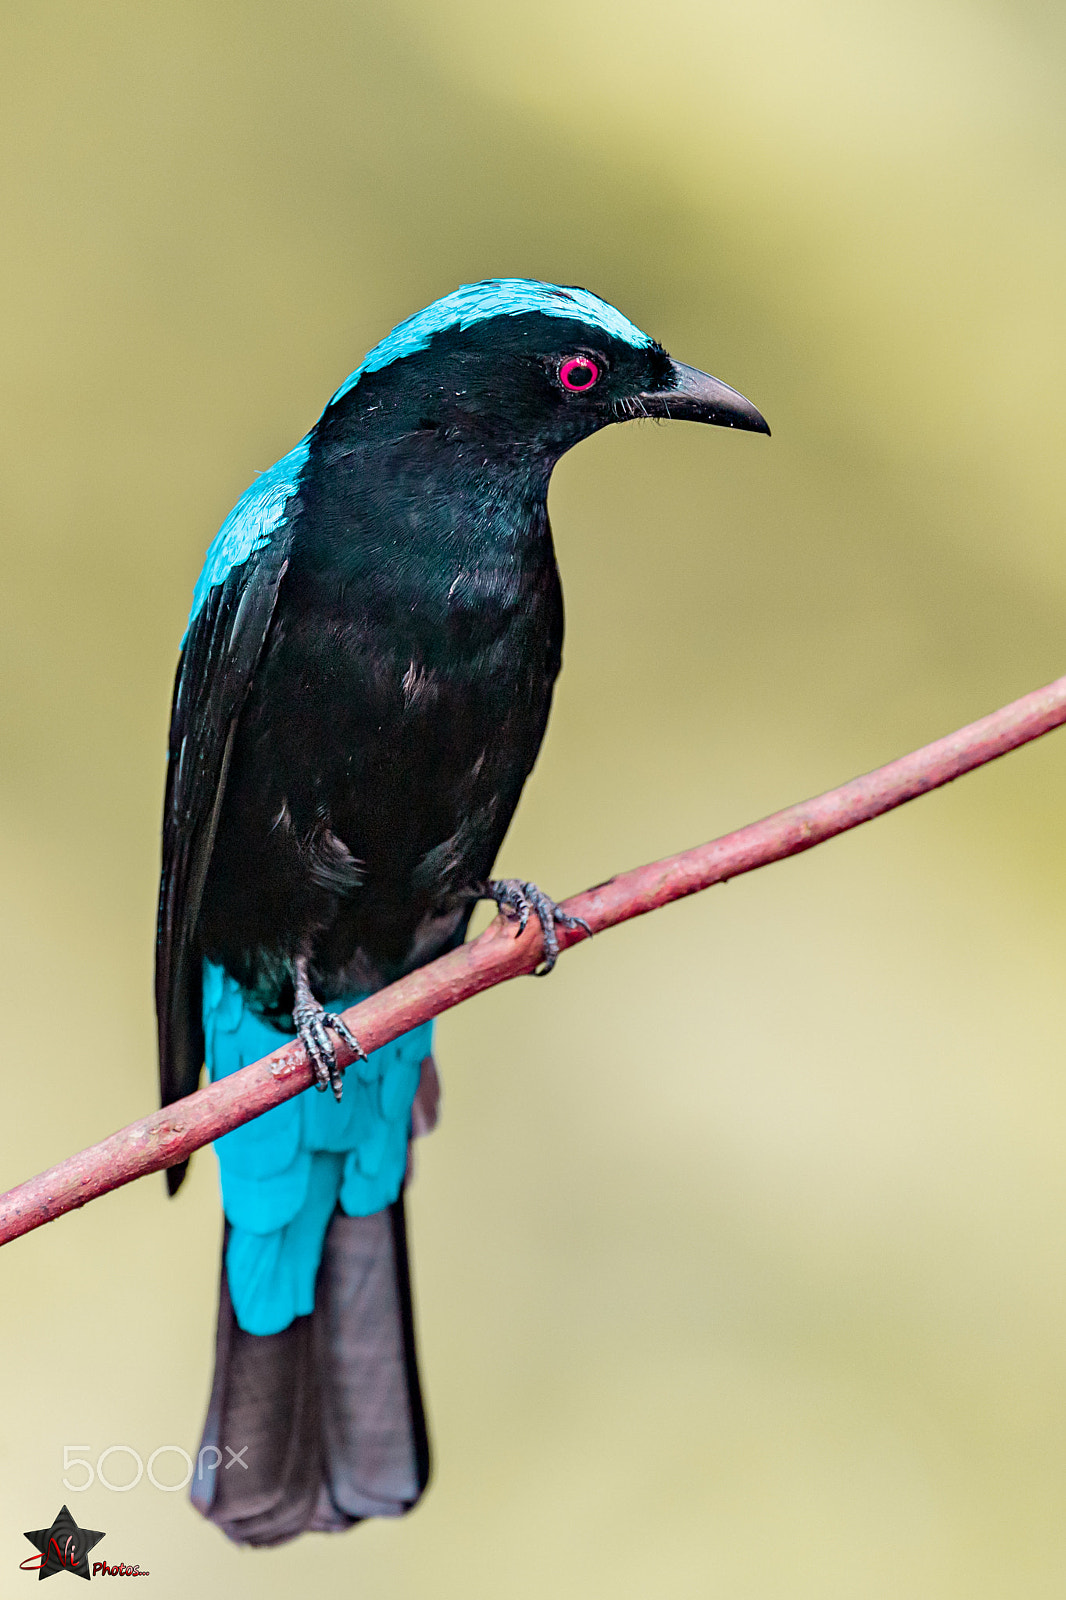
[318,279,768,466]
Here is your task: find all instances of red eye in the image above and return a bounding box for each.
[559,356,600,392]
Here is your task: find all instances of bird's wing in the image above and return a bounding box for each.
[156,439,310,1141]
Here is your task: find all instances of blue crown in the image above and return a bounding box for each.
[329,278,654,405]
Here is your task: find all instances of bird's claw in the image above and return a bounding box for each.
[294,1003,366,1101]
[484,878,591,974]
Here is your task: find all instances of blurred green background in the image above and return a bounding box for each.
[3,2,1066,1595]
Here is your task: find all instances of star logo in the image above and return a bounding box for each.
[21,1505,105,1581]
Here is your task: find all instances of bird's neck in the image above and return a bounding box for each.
[294,430,559,616]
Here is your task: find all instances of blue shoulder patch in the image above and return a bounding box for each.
[328,279,654,406]
[186,435,311,629]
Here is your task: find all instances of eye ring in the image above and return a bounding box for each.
[559,356,600,393]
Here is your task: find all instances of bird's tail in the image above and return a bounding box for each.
[191,1196,429,1546]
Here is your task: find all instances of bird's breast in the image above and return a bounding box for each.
[203,467,564,995]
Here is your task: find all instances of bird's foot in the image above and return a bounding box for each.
[483,878,591,975]
[293,958,366,1100]
[294,1000,365,1099]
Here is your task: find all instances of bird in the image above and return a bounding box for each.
[156,278,768,1545]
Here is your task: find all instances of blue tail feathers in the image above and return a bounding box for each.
[203,961,434,1336]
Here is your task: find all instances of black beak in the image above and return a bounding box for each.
[637,360,770,434]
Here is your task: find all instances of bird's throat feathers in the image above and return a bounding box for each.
[293,407,558,616]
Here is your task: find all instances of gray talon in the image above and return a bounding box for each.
[292,957,367,1101]
[325,1013,364,1058]
[482,877,591,975]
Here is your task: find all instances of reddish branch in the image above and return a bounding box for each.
[3,671,1066,1249]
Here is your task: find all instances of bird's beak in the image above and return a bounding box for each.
[638,360,770,434]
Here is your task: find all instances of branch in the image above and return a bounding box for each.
[4,671,1066,1248]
